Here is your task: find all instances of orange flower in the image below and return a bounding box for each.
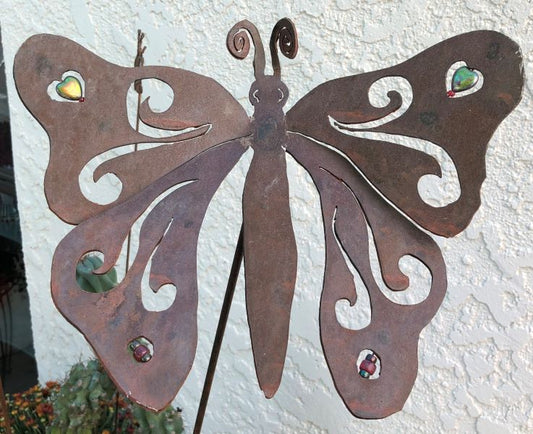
[45,381,59,389]
[36,402,54,417]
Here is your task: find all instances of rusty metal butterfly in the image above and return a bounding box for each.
[13,19,523,418]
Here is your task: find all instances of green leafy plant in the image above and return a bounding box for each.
[132,405,185,433]
[1,359,184,433]
[76,254,117,293]
[47,359,119,433]
[47,359,183,433]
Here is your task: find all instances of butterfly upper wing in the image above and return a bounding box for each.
[14,34,250,224]
[285,31,523,418]
[287,30,523,237]
[51,139,247,411]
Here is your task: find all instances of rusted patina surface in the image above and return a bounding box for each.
[14,19,523,419]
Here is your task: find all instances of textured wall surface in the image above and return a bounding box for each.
[1,0,532,432]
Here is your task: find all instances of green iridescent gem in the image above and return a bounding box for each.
[452,66,479,93]
[359,369,370,378]
[56,76,83,100]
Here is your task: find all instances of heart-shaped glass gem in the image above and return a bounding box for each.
[56,76,83,100]
[451,66,479,93]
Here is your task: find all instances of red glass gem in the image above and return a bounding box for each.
[133,344,150,362]
[447,90,455,98]
[359,359,376,375]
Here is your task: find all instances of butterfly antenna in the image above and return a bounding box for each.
[270,18,298,78]
[127,29,146,272]
[134,30,146,94]
[227,20,266,78]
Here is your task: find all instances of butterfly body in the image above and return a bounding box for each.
[13,19,523,419]
[243,71,298,397]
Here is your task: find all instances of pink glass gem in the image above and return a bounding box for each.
[359,359,376,375]
[133,344,150,362]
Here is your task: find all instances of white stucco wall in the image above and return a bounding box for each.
[1,0,532,432]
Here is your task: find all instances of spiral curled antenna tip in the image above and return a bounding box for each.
[270,18,298,77]
[227,20,266,78]
[226,19,298,78]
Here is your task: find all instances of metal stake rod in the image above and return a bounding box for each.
[193,225,244,434]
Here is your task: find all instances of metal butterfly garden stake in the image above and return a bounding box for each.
[13,18,523,421]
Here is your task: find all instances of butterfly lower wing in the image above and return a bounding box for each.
[51,139,247,411]
[14,34,250,224]
[287,30,523,237]
[286,133,446,418]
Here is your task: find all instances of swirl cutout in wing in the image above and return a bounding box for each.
[287,31,523,237]
[286,133,447,418]
[50,140,247,411]
[14,34,250,224]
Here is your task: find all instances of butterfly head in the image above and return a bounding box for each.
[249,77,289,108]
[227,18,297,112]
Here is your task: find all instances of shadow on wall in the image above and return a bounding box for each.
[0,26,38,393]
